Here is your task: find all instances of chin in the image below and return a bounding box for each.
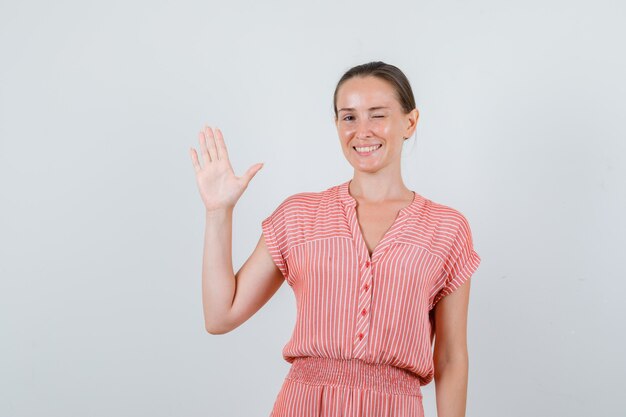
[350,163,382,174]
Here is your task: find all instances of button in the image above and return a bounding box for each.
[365,260,371,268]
[358,332,364,340]
[361,308,367,316]
[364,283,369,291]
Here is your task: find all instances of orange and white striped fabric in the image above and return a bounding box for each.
[261,179,481,417]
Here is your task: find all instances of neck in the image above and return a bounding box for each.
[348,171,412,204]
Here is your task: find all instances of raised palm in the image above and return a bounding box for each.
[190,126,263,212]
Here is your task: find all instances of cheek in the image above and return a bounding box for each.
[376,121,391,134]
[339,126,355,139]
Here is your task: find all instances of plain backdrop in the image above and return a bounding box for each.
[1,1,624,416]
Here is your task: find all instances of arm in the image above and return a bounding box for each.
[202,208,285,334]
[189,125,281,335]
[432,277,471,417]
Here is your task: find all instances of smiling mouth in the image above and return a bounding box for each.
[353,144,383,153]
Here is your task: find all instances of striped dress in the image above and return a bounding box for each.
[261,179,481,417]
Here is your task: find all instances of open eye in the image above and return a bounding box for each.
[342,115,354,121]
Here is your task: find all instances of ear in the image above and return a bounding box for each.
[405,108,419,137]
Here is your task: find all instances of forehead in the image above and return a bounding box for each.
[336,76,398,109]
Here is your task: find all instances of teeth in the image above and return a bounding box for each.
[355,144,382,152]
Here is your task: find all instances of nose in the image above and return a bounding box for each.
[354,118,373,139]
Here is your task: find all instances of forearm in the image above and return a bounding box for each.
[201,208,236,333]
[434,356,469,417]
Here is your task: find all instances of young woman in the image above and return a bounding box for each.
[190,61,481,417]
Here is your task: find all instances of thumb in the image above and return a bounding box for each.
[242,162,264,186]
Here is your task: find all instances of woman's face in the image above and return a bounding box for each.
[335,76,418,174]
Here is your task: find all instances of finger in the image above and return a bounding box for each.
[242,162,264,186]
[189,147,201,173]
[204,125,219,162]
[199,129,211,164]
[214,127,230,163]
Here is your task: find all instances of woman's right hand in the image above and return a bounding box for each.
[189,125,264,212]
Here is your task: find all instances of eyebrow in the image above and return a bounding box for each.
[337,106,390,113]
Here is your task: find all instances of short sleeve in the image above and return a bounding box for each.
[431,213,481,308]
[261,198,291,281]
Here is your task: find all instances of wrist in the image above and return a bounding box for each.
[205,207,233,220]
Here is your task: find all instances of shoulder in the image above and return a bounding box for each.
[419,196,474,239]
[272,183,340,213]
[272,191,323,214]
[266,183,337,220]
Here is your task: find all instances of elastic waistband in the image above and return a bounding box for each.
[286,357,422,397]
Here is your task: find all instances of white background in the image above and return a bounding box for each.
[1,1,624,416]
